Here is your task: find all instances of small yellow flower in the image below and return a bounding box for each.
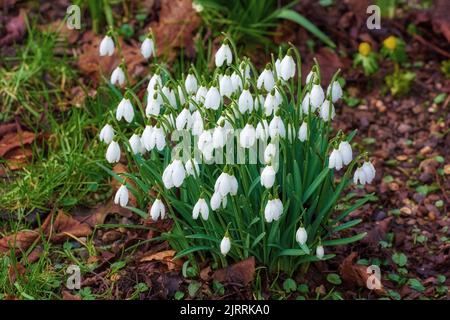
[383,36,397,51]
[358,42,372,57]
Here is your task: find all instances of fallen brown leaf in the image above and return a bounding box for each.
[0,8,27,46]
[212,257,255,287]
[140,249,181,270]
[0,131,35,157]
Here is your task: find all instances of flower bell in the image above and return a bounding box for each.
[198,130,214,160]
[162,160,186,189]
[185,158,200,177]
[230,71,243,92]
[99,124,114,144]
[146,93,162,116]
[116,98,134,123]
[211,192,227,211]
[296,227,308,245]
[204,86,221,110]
[280,53,296,81]
[269,115,286,139]
[213,125,227,149]
[215,42,233,67]
[195,86,208,103]
[274,58,282,76]
[329,148,343,171]
[219,74,233,98]
[319,100,336,121]
[257,66,275,91]
[114,185,129,207]
[338,141,353,165]
[353,161,376,185]
[129,133,144,155]
[239,123,256,148]
[191,111,204,136]
[256,120,269,142]
[106,141,121,163]
[220,236,231,256]
[99,35,114,56]
[301,93,312,114]
[193,198,209,220]
[264,90,281,116]
[141,125,154,151]
[110,66,125,86]
[327,81,343,103]
[261,165,276,189]
[316,245,325,259]
[264,143,277,164]
[150,198,166,221]
[264,198,283,222]
[238,88,253,113]
[147,74,162,93]
[310,84,325,109]
[162,86,176,108]
[298,122,308,142]
[141,37,155,59]
[149,126,166,151]
[176,107,193,130]
[185,73,198,94]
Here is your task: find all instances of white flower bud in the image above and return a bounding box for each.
[319,100,336,121]
[110,66,125,86]
[257,68,275,92]
[220,236,231,256]
[99,124,114,144]
[329,149,343,171]
[106,141,121,163]
[150,199,166,221]
[129,133,143,154]
[362,161,376,183]
[204,87,221,110]
[99,35,114,56]
[185,73,198,94]
[261,165,276,189]
[280,54,296,81]
[298,122,308,142]
[239,124,256,148]
[296,227,308,245]
[215,43,233,67]
[338,141,353,166]
[114,185,129,207]
[219,74,233,98]
[141,37,155,59]
[327,80,343,103]
[310,84,325,109]
[238,89,253,113]
[316,245,325,259]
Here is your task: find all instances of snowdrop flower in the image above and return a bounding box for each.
[298,122,308,142]
[264,198,283,222]
[204,86,221,110]
[141,37,155,59]
[238,88,253,113]
[230,71,243,92]
[185,73,198,94]
[213,125,227,149]
[269,115,286,139]
[106,141,121,163]
[110,66,125,86]
[239,123,256,148]
[254,94,265,111]
[146,93,162,116]
[150,199,166,221]
[354,162,376,185]
[257,66,275,91]
[129,134,144,154]
[264,90,281,116]
[338,141,352,165]
[228,174,238,196]
[150,126,166,151]
[185,158,200,177]
[193,198,209,220]
[305,70,314,84]
[264,143,277,164]
[141,125,154,151]
[220,236,231,256]
[329,148,343,171]
[176,107,193,130]
[191,111,204,136]
[353,167,367,185]
[215,172,231,197]
[310,84,325,109]
[99,124,114,144]
[240,62,251,79]
[147,74,162,93]
[198,130,214,160]
[301,93,313,114]
[99,35,114,56]
[296,227,308,245]
[327,80,343,103]
[211,192,227,211]
[316,245,325,259]
[261,165,276,189]
[274,58,282,76]
[114,185,129,207]
[319,100,336,121]
[280,53,296,81]
[215,42,233,67]
[195,86,208,103]
[219,74,233,98]
[256,120,269,141]
[116,98,134,123]
[178,85,186,105]
[162,160,186,189]
[161,86,176,108]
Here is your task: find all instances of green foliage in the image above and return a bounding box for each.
[440,60,450,78]
[385,68,415,96]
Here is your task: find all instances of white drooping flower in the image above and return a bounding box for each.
[193,198,209,220]
[327,80,343,103]
[319,100,336,121]
[316,245,325,259]
[228,174,238,196]
[220,236,231,256]
[210,192,227,211]
[177,85,186,105]
[150,199,166,221]
[264,91,281,116]
[274,58,282,76]
[269,115,286,139]
[219,74,233,98]
[215,43,233,67]
[191,110,204,136]
[238,89,253,113]
[338,141,353,165]
[280,54,296,81]
[204,86,221,110]
[161,86,176,108]
[129,134,144,155]
[141,37,155,59]
[185,158,200,177]
[301,93,313,114]
[150,126,166,151]
[257,68,275,92]
[305,70,314,84]
[212,125,227,149]
[116,98,134,123]
[298,122,308,142]
[239,123,256,148]
[296,227,308,245]
[264,198,283,222]
[99,124,114,144]
[329,148,343,171]
[99,35,114,56]
[114,185,129,207]
[176,108,193,130]
[310,84,325,109]
[141,125,154,151]
[145,93,162,117]
[264,143,277,164]
[162,160,186,189]
[254,94,265,111]
[195,86,208,104]
[147,74,162,93]
[110,66,125,86]
[185,73,198,94]
[256,120,269,141]
[353,161,376,185]
[198,130,214,160]
[230,71,243,92]
[106,141,121,163]
[214,172,231,197]
[261,165,276,189]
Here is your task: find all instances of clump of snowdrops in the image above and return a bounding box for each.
[97,30,376,274]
